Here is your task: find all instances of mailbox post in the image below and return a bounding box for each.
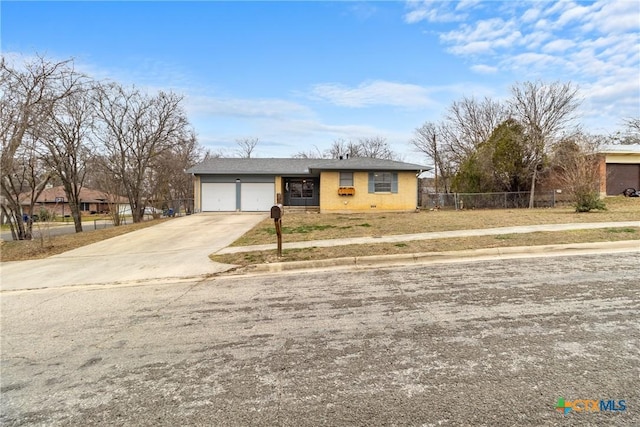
[270,204,284,257]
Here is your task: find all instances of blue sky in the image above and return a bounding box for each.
[2,1,639,161]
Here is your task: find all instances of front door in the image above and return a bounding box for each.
[284,178,319,206]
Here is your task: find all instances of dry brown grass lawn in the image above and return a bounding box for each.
[0,218,169,262]
[2,197,638,264]
[231,196,640,246]
[212,227,640,266]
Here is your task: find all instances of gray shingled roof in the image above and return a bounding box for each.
[187,158,431,175]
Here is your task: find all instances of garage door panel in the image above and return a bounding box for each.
[607,164,640,195]
[241,183,274,211]
[202,183,236,211]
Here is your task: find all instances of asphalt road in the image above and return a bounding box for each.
[1,220,114,241]
[1,252,639,426]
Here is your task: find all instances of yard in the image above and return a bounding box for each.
[213,196,640,266]
[2,197,638,264]
[230,196,640,246]
[0,218,169,262]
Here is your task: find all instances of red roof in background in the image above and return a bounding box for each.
[20,186,128,204]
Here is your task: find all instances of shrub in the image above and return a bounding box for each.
[573,191,607,212]
[37,208,57,222]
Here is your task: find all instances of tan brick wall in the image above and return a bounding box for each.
[193,175,201,212]
[320,171,417,213]
[275,176,283,204]
[598,154,607,196]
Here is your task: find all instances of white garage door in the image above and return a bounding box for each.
[241,183,274,211]
[201,183,236,211]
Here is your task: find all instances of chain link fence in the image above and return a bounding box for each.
[139,198,195,219]
[420,191,572,210]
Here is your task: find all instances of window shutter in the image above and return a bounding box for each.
[368,173,375,193]
[391,173,398,193]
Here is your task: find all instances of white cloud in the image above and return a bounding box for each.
[403,0,464,23]
[521,7,541,23]
[582,0,640,33]
[404,0,638,130]
[440,18,522,55]
[542,38,576,53]
[522,29,553,50]
[470,64,498,74]
[540,1,573,19]
[556,2,592,27]
[309,80,434,108]
[533,18,552,31]
[454,0,482,12]
[184,95,314,120]
[448,40,494,55]
[504,52,566,71]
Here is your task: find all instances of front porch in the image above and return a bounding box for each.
[284,205,320,214]
[282,177,320,208]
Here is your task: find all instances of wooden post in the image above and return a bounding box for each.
[275,218,282,257]
[271,203,284,258]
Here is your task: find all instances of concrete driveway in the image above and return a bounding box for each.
[0,213,266,291]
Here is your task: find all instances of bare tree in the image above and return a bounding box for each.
[6,138,52,239]
[39,78,94,232]
[235,137,259,158]
[90,156,126,226]
[411,121,452,193]
[358,137,396,160]
[0,55,75,239]
[93,82,190,223]
[622,117,640,134]
[291,145,326,159]
[147,130,204,215]
[203,148,226,160]
[442,96,507,164]
[327,139,362,159]
[509,80,581,207]
[552,133,606,212]
[616,117,640,144]
[325,137,397,160]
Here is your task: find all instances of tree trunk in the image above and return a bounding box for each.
[63,183,84,233]
[69,198,83,232]
[529,167,537,209]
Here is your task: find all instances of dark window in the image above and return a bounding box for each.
[290,182,302,198]
[80,202,90,211]
[290,180,314,199]
[302,181,313,198]
[340,172,353,186]
[368,172,398,193]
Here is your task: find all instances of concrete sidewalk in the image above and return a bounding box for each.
[235,240,640,274]
[216,221,640,254]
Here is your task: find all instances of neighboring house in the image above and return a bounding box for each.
[21,186,129,217]
[597,144,640,196]
[187,158,431,213]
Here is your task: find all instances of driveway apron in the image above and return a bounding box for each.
[0,213,267,291]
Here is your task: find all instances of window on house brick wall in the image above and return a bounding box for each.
[368,172,398,193]
[340,172,353,186]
